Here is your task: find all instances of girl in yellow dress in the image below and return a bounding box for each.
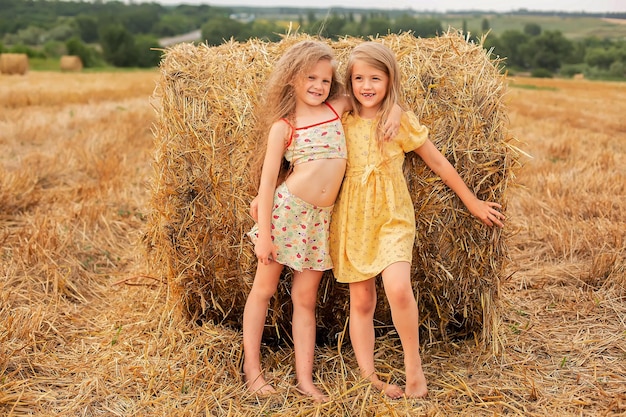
[329,42,506,399]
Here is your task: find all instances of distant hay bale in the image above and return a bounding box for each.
[146,31,518,350]
[0,53,29,75]
[573,73,585,80]
[60,55,83,72]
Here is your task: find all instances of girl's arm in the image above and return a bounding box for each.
[328,95,401,139]
[249,196,259,221]
[384,103,403,140]
[414,140,505,228]
[329,94,351,116]
[255,121,289,264]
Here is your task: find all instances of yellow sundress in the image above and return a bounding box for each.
[329,110,429,283]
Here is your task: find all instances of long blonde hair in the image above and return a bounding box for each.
[251,40,344,189]
[344,42,405,146]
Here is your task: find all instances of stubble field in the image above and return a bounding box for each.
[0,70,624,416]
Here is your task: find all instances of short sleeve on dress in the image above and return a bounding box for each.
[398,111,429,152]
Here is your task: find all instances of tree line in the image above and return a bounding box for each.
[0,0,624,79]
[0,0,218,67]
[482,22,626,78]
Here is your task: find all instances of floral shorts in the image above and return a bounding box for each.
[247,182,333,272]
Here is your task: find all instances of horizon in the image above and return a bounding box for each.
[139,0,626,14]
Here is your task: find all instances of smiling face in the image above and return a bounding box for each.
[350,59,389,119]
[293,58,334,108]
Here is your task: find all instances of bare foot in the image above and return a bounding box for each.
[405,369,428,398]
[296,383,329,403]
[370,378,404,399]
[244,370,276,396]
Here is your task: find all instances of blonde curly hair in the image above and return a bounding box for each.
[250,40,344,190]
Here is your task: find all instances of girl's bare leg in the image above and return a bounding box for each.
[349,278,404,399]
[291,269,328,402]
[381,262,428,398]
[242,261,283,395]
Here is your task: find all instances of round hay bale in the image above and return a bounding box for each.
[60,55,83,72]
[145,31,518,349]
[0,53,29,75]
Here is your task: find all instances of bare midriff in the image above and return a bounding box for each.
[284,158,346,207]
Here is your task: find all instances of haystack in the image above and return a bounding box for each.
[0,53,29,75]
[60,55,83,72]
[146,31,517,349]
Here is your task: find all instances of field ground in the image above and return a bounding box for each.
[441,14,626,39]
[0,70,624,416]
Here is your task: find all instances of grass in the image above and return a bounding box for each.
[28,57,157,72]
[28,57,61,71]
[508,83,559,91]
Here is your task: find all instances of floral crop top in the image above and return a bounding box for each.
[283,102,347,165]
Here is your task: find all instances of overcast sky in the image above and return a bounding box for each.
[149,0,626,13]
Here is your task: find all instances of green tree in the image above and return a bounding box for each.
[43,40,65,58]
[201,16,245,46]
[301,14,346,39]
[47,23,77,42]
[8,43,45,58]
[569,41,587,64]
[361,13,368,28]
[134,34,162,68]
[498,30,531,69]
[247,20,283,42]
[391,14,443,38]
[99,24,136,67]
[585,47,618,69]
[482,35,502,59]
[530,67,553,78]
[524,23,542,37]
[66,36,101,67]
[393,14,419,34]
[124,4,162,35]
[341,20,362,37]
[75,15,99,43]
[14,25,45,45]
[317,14,347,39]
[153,13,195,37]
[481,18,490,33]
[528,30,573,71]
[412,19,443,38]
[608,60,625,77]
[365,17,392,37]
[616,41,626,62]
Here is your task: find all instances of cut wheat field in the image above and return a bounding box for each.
[0,70,624,416]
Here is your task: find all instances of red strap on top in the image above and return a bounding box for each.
[325,101,340,118]
[281,102,339,149]
[281,118,295,149]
